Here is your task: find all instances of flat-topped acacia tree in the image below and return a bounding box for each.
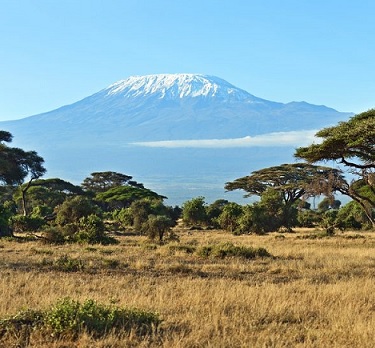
[81,171,144,194]
[295,109,375,227]
[225,163,345,231]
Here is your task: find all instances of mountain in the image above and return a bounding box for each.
[0,74,352,205]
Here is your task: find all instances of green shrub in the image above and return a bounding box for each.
[44,298,161,337]
[112,208,133,228]
[11,214,46,232]
[70,215,118,245]
[75,214,105,244]
[196,242,271,259]
[53,255,85,272]
[0,298,161,340]
[41,227,65,244]
[142,214,174,241]
[55,196,102,226]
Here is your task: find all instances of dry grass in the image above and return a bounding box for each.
[0,228,375,347]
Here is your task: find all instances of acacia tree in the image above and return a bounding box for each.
[81,171,143,193]
[14,178,84,217]
[295,109,375,226]
[0,131,46,218]
[96,186,166,210]
[225,163,344,231]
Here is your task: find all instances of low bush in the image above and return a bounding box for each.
[41,227,65,244]
[0,298,161,341]
[196,242,271,259]
[53,255,85,272]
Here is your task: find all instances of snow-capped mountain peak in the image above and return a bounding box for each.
[105,73,255,101]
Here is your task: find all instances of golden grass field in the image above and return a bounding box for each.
[0,227,375,347]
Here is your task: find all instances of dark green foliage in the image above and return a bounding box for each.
[182,197,208,226]
[244,189,297,233]
[41,227,65,244]
[295,109,375,168]
[320,210,339,235]
[131,200,154,232]
[142,214,174,241]
[217,202,243,233]
[236,205,254,234]
[55,196,102,226]
[0,298,161,340]
[11,214,46,233]
[123,199,178,235]
[74,214,117,245]
[196,242,271,259]
[81,171,136,193]
[112,207,133,229]
[336,201,372,230]
[46,298,160,337]
[13,178,84,216]
[297,210,320,228]
[0,201,16,237]
[53,197,116,244]
[206,199,229,227]
[0,133,46,186]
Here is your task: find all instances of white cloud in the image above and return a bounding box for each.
[131,130,318,148]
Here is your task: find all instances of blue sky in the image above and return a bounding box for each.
[1,0,374,121]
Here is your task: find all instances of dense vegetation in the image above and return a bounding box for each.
[0,110,373,345]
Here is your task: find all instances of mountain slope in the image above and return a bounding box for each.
[0,74,353,204]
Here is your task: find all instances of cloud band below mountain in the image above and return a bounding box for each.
[131,130,317,148]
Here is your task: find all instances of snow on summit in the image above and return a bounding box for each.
[105,73,254,101]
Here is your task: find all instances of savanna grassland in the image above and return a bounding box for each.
[1,228,375,348]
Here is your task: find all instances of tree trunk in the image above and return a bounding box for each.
[21,179,34,216]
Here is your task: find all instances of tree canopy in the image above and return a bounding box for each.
[225,163,343,204]
[295,110,375,226]
[0,131,46,186]
[81,171,143,193]
[96,186,165,209]
[295,110,374,171]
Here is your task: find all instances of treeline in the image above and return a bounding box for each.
[0,109,373,242]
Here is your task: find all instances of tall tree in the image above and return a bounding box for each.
[295,110,375,226]
[14,178,84,216]
[0,131,46,216]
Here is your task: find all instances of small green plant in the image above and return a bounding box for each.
[53,255,85,272]
[166,243,196,254]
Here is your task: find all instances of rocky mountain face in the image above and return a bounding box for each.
[0,74,352,204]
